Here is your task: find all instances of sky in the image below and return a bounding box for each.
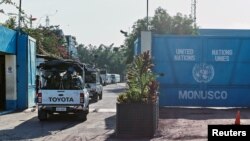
[1,0,250,47]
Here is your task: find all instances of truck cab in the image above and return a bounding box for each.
[37,60,89,121]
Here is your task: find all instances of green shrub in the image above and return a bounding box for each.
[117,51,159,104]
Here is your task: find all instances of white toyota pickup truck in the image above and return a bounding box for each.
[37,60,89,121]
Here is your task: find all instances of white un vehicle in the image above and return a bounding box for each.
[37,60,89,121]
[85,67,103,102]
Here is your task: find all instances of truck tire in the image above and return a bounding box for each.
[84,104,89,114]
[79,112,87,121]
[38,109,47,121]
[99,92,103,100]
[93,94,98,102]
[83,114,87,121]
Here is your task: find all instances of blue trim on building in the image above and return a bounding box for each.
[27,37,36,107]
[17,32,29,109]
[0,110,15,116]
[6,100,17,110]
[28,85,36,107]
[134,38,141,56]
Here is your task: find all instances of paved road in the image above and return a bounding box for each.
[89,83,125,112]
[3,82,243,141]
[0,83,126,141]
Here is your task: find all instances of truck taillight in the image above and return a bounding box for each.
[80,93,84,103]
[37,93,42,103]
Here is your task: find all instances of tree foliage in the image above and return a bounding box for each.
[1,0,68,59]
[77,44,126,76]
[2,17,16,29]
[24,26,68,58]
[1,6,197,77]
[0,0,15,6]
[1,16,69,59]
[124,7,197,64]
[0,0,26,16]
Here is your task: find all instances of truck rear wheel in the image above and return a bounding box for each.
[38,109,47,121]
[79,112,87,121]
[85,105,89,114]
[99,92,103,100]
[93,94,98,102]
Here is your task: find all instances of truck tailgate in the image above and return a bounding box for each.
[41,90,82,105]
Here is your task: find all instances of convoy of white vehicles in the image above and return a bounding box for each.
[101,73,121,85]
[111,74,121,83]
[36,59,121,121]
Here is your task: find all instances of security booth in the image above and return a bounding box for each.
[0,25,36,111]
[136,31,250,107]
[0,26,17,111]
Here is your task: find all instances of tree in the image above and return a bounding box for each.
[2,17,16,29]
[1,0,68,59]
[23,26,69,59]
[0,0,14,5]
[0,0,25,16]
[6,25,67,59]
[77,43,126,76]
[124,7,197,64]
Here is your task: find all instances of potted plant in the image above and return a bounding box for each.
[116,50,159,138]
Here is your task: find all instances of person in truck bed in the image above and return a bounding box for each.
[42,68,61,89]
[72,74,84,89]
[63,67,75,89]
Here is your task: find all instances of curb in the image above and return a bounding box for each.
[0,110,15,116]
[0,106,37,115]
[24,106,37,113]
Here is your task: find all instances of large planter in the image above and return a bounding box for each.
[116,100,159,138]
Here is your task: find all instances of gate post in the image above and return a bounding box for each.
[141,31,152,55]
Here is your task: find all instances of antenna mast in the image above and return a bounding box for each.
[45,15,49,27]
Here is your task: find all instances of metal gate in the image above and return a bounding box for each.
[152,35,250,107]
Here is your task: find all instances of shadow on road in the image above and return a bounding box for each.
[89,98,98,104]
[0,113,85,140]
[104,115,153,141]
[105,114,116,130]
[159,107,250,120]
[105,133,152,141]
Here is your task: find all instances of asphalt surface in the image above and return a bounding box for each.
[1,83,249,141]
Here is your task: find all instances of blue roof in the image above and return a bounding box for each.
[199,29,250,36]
[0,26,17,54]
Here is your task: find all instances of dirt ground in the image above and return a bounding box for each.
[152,107,250,141]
